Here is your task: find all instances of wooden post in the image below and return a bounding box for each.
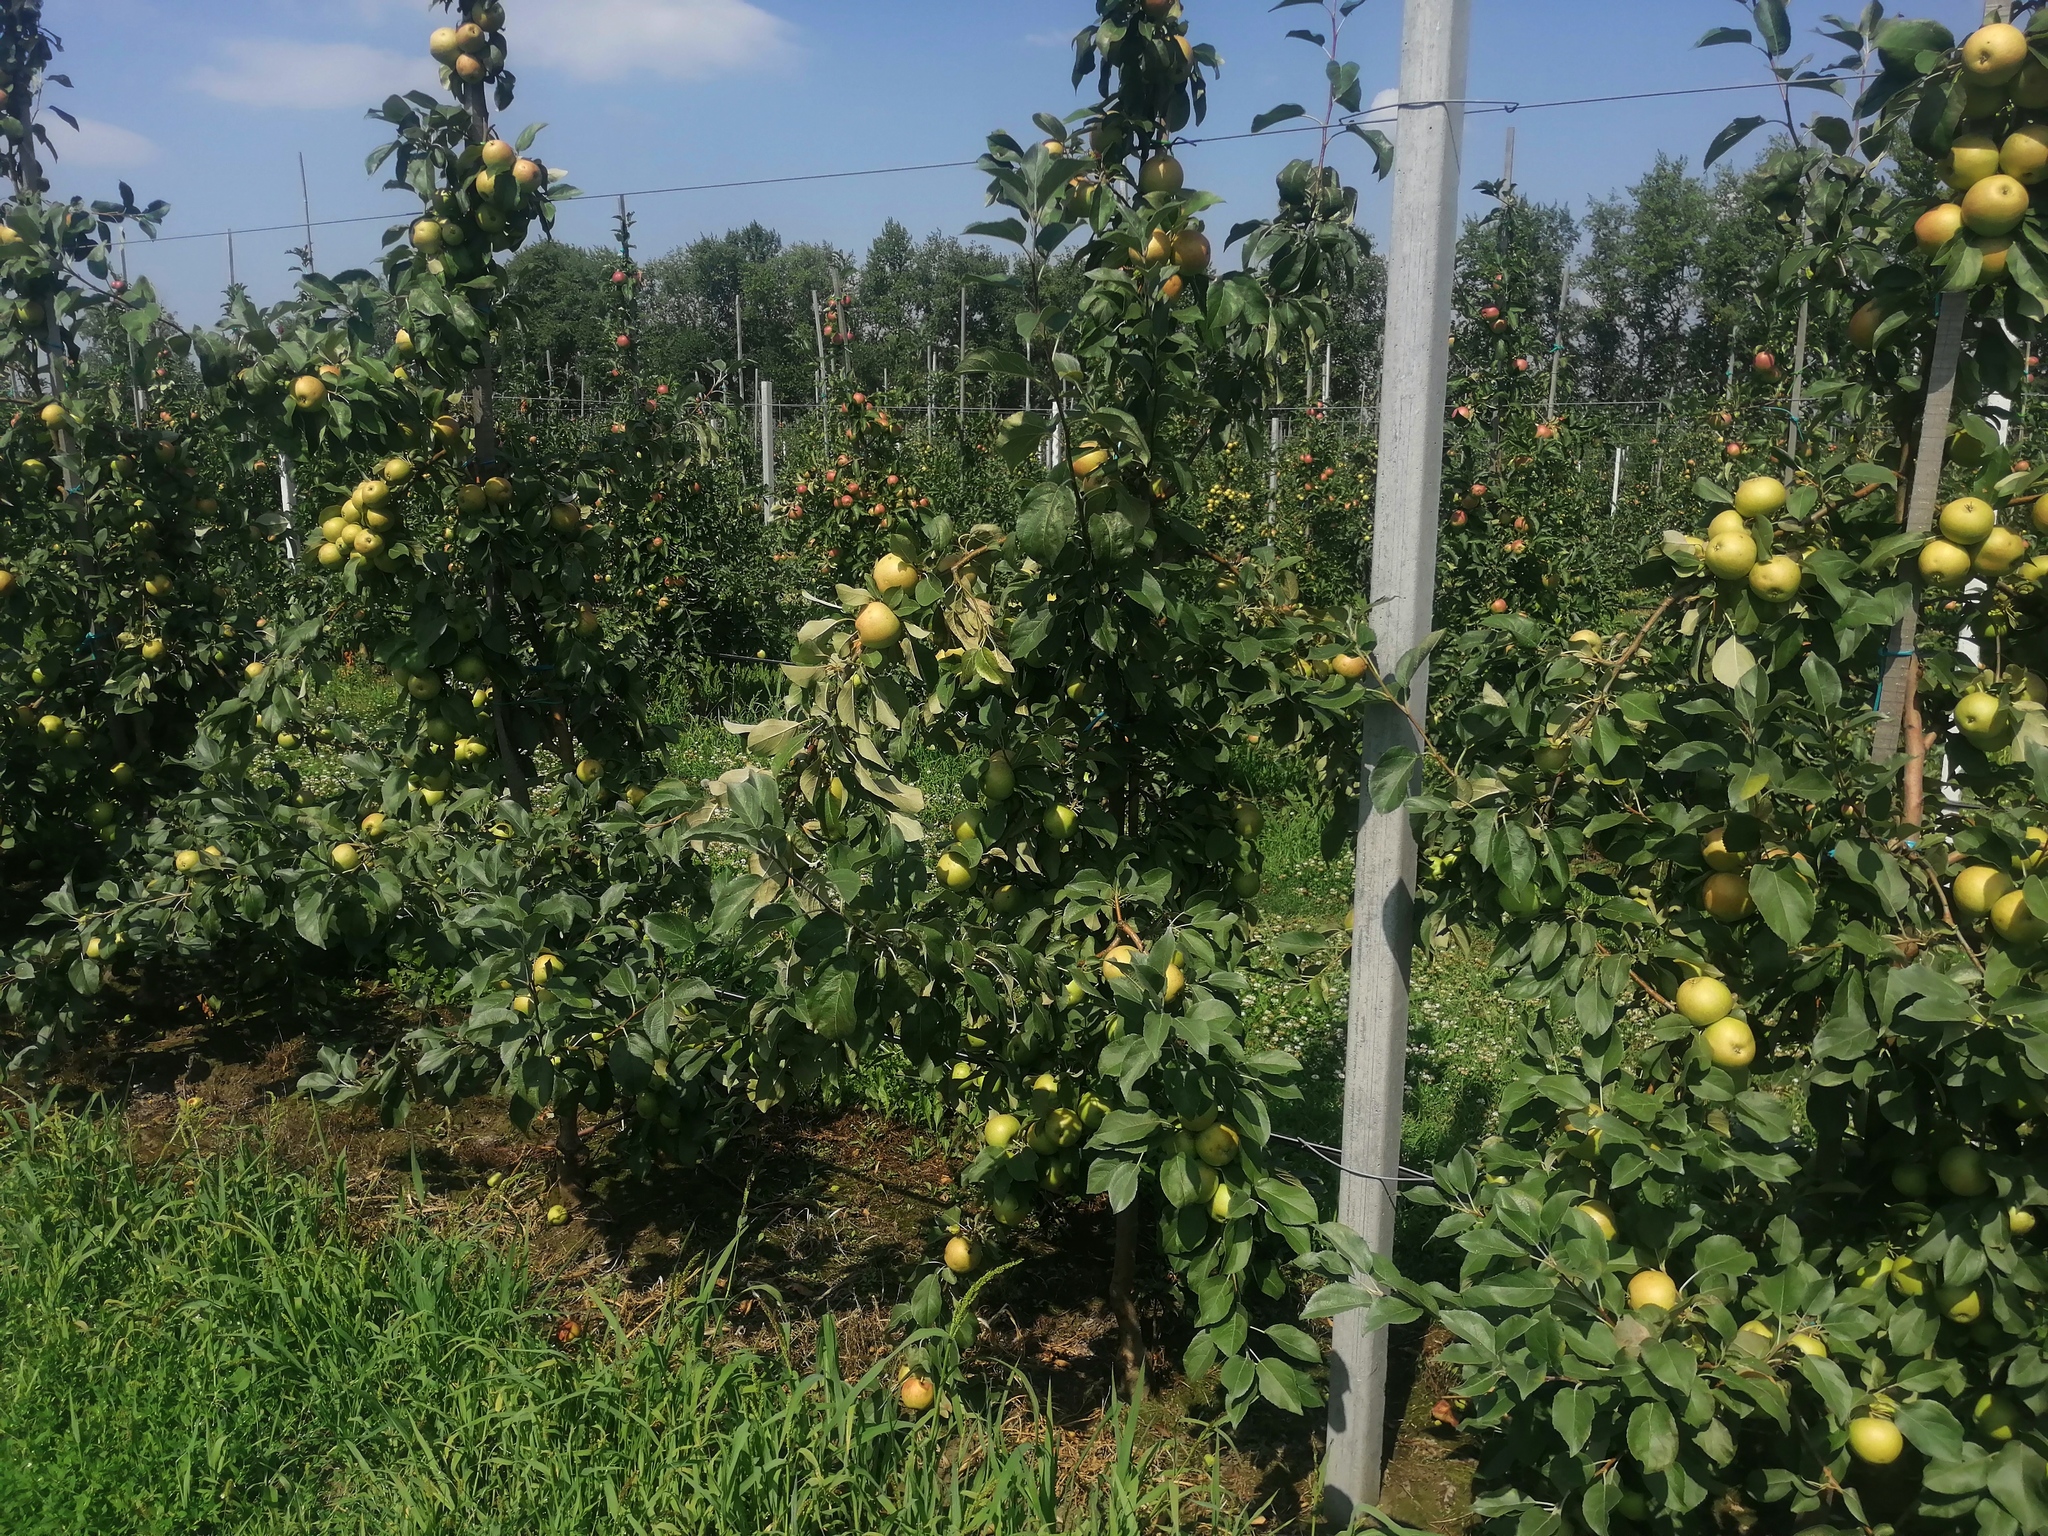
[278,452,299,564]
[811,288,827,402]
[829,268,843,384]
[1267,409,1282,521]
[119,231,143,426]
[1323,0,1471,1520]
[1871,295,1968,766]
[298,150,315,271]
[1545,264,1568,421]
[1785,297,1811,464]
[760,377,776,523]
[958,286,968,416]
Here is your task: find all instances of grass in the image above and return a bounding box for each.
[1240,793,1525,1169]
[0,1100,1283,1536]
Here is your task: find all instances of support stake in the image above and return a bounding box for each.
[1872,294,1968,766]
[1323,0,1471,1520]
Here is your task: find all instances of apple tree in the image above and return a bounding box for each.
[0,3,280,1023]
[1350,12,2048,1532]
[699,0,1385,1422]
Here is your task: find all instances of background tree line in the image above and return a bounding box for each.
[471,151,1800,420]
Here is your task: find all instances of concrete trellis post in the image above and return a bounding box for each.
[1322,0,1472,1519]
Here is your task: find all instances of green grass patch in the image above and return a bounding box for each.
[0,1102,1276,1536]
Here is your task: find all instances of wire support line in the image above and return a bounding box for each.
[1266,1132,1437,1187]
[1361,77,1813,119]
[116,79,1808,254]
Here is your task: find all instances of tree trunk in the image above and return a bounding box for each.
[1110,1201,1145,1392]
[554,1099,586,1198]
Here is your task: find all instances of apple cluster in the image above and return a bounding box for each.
[1914,19,2048,283]
[1687,476,1807,604]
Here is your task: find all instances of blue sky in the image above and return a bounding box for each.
[38,0,1996,322]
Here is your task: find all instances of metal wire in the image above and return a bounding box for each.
[133,81,1809,251]
[1268,1131,1438,1187]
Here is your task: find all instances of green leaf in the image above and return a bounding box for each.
[1016,480,1077,563]
[1895,1398,1965,1463]
[1753,0,1791,56]
[1711,637,1757,691]
[1160,1154,1204,1208]
[1301,1281,1375,1319]
[1088,1109,1162,1147]
[1989,1442,2048,1528]
[1255,1354,1321,1413]
[1254,1173,1320,1228]
[1642,1340,1698,1393]
[1749,863,1816,945]
[1252,104,1309,133]
[643,913,692,950]
[1696,26,1752,47]
[1552,1386,1595,1454]
[1627,1400,1679,1472]
[1704,116,1767,168]
[964,218,1027,246]
[1265,1323,1323,1363]
[1793,1354,1854,1422]
[1370,746,1420,813]
[1087,1155,1141,1212]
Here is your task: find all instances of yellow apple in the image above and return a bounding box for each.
[1920,537,1975,587]
[943,1235,981,1275]
[1749,554,1803,601]
[1963,173,2030,236]
[1702,872,1754,921]
[1676,976,1733,1026]
[1701,828,1746,872]
[1956,690,2016,750]
[1704,531,1758,581]
[1627,1269,1679,1311]
[854,600,902,648]
[1993,889,2048,944]
[873,553,919,592]
[2006,123,2048,185]
[1916,202,1966,250]
[1703,1017,1756,1070]
[1962,21,2030,85]
[1938,1144,1993,1197]
[1940,496,1997,544]
[1976,525,2029,577]
[1848,1416,1903,1464]
[1194,1123,1240,1167]
[1954,863,2016,917]
[1733,477,1786,517]
[1949,133,2005,189]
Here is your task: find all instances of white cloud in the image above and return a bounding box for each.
[519,0,795,83]
[1025,31,1073,48]
[1361,86,1400,136]
[55,116,159,169]
[186,40,436,111]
